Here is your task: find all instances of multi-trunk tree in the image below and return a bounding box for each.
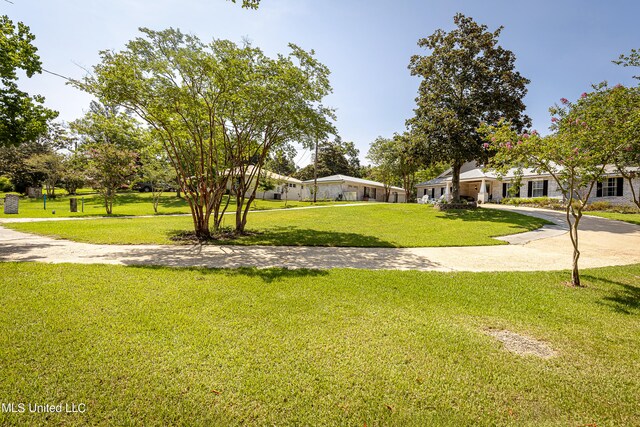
[76,28,334,238]
[408,13,529,202]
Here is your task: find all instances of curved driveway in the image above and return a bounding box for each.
[0,205,638,272]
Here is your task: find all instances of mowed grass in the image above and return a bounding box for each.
[0,263,638,426]
[4,204,550,247]
[586,210,640,226]
[0,189,344,218]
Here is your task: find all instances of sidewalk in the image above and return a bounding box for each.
[1,205,639,272]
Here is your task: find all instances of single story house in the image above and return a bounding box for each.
[301,174,406,202]
[416,161,639,206]
[228,165,305,201]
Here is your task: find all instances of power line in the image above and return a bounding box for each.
[42,68,75,82]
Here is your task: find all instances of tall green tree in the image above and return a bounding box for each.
[408,13,530,202]
[0,16,57,146]
[265,145,297,176]
[77,28,334,237]
[70,101,145,151]
[295,137,360,180]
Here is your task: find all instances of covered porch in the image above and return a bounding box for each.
[444,178,495,203]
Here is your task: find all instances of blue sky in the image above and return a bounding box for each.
[6,0,640,166]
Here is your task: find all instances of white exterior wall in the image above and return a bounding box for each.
[303,181,406,202]
[415,185,447,201]
[591,177,639,206]
[493,176,639,206]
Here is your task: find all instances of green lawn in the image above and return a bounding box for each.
[0,189,344,218]
[1,262,638,426]
[4,204,550,247]
[586,211,640,226]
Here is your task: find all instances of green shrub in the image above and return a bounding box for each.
[584,201,613,211]
[502,197,563,209]
[0,175,14,192]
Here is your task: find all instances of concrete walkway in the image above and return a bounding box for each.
[1,205,639,272]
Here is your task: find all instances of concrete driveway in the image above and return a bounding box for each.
[0,205,638,272]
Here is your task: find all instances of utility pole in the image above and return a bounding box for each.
[313,139,318,203]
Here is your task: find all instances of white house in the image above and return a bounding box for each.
[301,174,407,202]
[416,161,639,206]
[229,165,305,201]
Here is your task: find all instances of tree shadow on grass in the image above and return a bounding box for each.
[167,226,398,248]
[439,209,551,231]
[583,274,640,315]
[127,264,329,283]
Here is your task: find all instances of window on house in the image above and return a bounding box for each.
[597,177,623,197]
[603,178,616,196]
[503,183,520,198]
[531,180,545,197]
[423,189,427,196]
[288,183,296,188]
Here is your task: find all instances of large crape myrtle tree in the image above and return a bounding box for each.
[76,28,334,238]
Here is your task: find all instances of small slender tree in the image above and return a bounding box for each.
[483,84,633,286]
[138,148,176,213]
[367,136,400,202]
[85,144,138,214]
[61,154,86,195]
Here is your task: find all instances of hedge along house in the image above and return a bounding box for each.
[415,161,638,206]
[301,175,407,202]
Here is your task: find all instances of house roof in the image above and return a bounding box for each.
[236,165,302,183]
[416,177,447,187]
[302,174,404,192]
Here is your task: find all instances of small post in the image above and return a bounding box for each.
[43,194,47,210]
[81,197,84,212]
[70,198,78,213]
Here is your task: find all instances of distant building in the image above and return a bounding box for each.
[416,161,638,206]
[301,174,406,202]
[229,165,304,201]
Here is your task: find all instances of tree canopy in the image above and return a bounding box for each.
[0,15,57,146]
[613,48,639,80]
[295,137,360,180]
[76,27,334,237]
[408,13,529,202]
[70,101,145,151]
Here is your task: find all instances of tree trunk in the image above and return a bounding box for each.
[189,202,211,239]
[566,204,582,287]
[104,191,112,215]
[625,176,639,209]
[451,161,462,202]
